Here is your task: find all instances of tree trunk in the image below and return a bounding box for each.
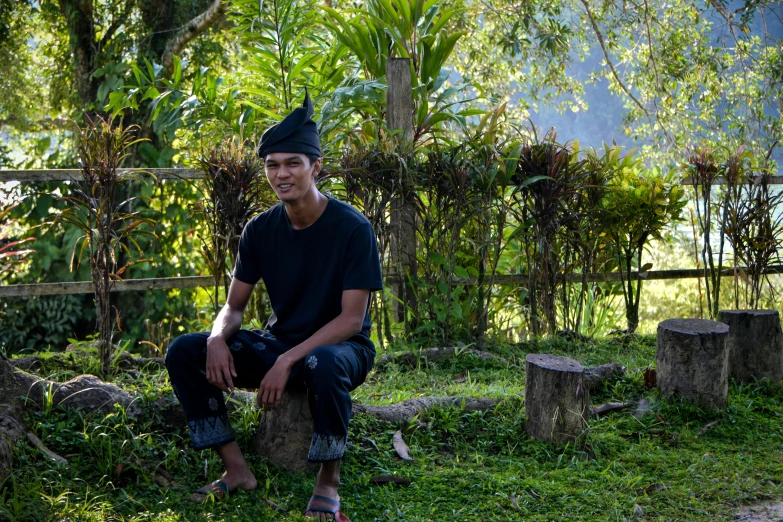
[59,0,99,112]
[524,354,589,444]
[656,318,730,410]
[386,58,417,330]
[718,310,783,383]
[0,401,27,480]
[138,0,177,60]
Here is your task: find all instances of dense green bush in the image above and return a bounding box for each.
[0,294,91,354]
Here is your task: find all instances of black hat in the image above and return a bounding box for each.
[256,89,321,158]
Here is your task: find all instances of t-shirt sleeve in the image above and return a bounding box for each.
[343,223,384,292]
[233,220,262,285]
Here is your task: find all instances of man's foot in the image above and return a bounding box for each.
[305,464,346,521]
[190,469,257,503]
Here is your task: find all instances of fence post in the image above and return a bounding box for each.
[386,58,417,329]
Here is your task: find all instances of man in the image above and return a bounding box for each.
[165,90,383,521]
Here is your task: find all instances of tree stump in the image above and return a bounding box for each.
[254,389,315,473]
[524,354,589,444]
[656,318,730,410]
[718,310,783,383]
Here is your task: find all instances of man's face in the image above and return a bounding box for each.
[264,152,321,203]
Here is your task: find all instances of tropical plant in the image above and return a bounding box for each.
[50,117,155,377]
[599,164,687,333]
[0,203,35,283]
[231,0,338,114]
[0,294,87,354]
[508,128,586,336]
[321,0,477,148]
[723,150,783,309]
[334,138,415,344]
[193,141,271,312]
[686,147,723,319]
[563,144,618,335]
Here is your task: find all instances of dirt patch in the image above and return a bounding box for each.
[737,502,783,521]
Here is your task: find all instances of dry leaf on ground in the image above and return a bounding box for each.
[393,430,414,461]
[644,368,657,389]
[643,483,668,493]
[698,420,720,436]
[260,498,285,513]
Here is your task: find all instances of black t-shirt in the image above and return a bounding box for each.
[233,197,383,347]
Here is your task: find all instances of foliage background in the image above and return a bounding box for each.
[0,0,781,353]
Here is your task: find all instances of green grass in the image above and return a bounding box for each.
[4,336,783,521]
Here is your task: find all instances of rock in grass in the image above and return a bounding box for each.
[254,389,315,473]
[47,374,142,417]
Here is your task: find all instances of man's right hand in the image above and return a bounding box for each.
[206,336,237,393]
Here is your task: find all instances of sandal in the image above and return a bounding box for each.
[191,479,230,503]
[305,494,351,521]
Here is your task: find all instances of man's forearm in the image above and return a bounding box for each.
[208,305,244,343]
[277,313,363,369]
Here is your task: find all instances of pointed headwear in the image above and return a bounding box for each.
[256,89,321,158]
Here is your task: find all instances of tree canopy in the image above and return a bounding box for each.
[0,0,779,169]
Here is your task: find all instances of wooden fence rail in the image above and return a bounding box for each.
[2,267,781,298]
[1,168,782,299]
[0,276,215,297]
[0,168,202,182]
[2,169,782,185]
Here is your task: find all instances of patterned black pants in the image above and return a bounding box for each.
[165,329,374,462]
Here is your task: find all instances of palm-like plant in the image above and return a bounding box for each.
[723,159,783,309]
[193,141,271,312]
[599,165,687,333]
[508,128,587,336]
[322,0,475,148]
[51,116,155,378]
[686,147,728,319]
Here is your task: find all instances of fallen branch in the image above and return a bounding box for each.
[153,391,501,428]
[375,347,511,367]
[115,352,165,370]
[590,401,635,417]
[26,432,69,467]
[353,397,501,424]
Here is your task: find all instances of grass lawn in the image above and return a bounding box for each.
[3,335,783,521]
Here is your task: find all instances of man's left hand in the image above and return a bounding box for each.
[257,358,292,409]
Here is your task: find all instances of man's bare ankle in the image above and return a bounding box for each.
[217,467,257,489]
[316,465,340,488]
